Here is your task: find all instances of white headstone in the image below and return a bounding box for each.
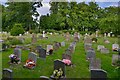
[43,31,45,38]
[108,33,110,37]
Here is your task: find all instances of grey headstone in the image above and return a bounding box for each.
[97,45,105,51]
[89,58,101,70]
[86,50,96,61]
[112,54,120,66]
[14,48,21,61]
[100,48,109,54]
[61,42,65,47]
[28,52,37,63]
[31,33,37,44]
[91,69,107,80]
[112,44,119,51]
[2,68,13,79]
[62,54,71,60]
[65,48,72,56]
[54,60,66,77]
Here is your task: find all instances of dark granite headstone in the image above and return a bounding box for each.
[91,69,107,80]
[2,68,13,79]
[54,60,66,77]
[39,48,46,59]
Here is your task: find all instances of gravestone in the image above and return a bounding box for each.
[2,43,8,51]
[104,33,107,37]
[108,33,110,37]
[100,48,109,54]
[89,58,101,70]
[36,46,42,53]
[14,47,21,61]
[84,43,92,51]
[97,45,105,51]
[18,37,25,43]
[54,60,65,77]
[65,32,70,41]
[104,39,110,44]
[38,48,46,59]
[84,38,92,44]
[53,43,59,51]
[62,54,71,60]
[2,68,13,79]
[86,50,96,61]
[112,44,119,51]
[96,30,99,38]
[46,45,53,53]
[43,31,46,38]
[40,76,49,80]
[28,52,37,63]
[61,42,65,47]
[112,54,120,66]
[69,45,75,54]
[74,32,79,42]
[65,48,72,56]
[91,69,107,80]
[31,33,37,44]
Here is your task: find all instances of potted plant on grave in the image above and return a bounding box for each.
[53,68,63,79]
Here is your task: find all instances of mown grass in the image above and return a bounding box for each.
[2,35,119,79]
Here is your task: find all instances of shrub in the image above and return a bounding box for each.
[10,23,24,36]
[11,38,23,45]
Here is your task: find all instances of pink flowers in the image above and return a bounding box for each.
[62,59,71,65]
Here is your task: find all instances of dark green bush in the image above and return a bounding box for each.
[10,23,24,36]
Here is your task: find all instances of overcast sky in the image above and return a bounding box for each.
[0,0,119,16]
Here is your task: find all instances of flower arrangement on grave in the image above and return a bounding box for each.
[62,59,71,66]
[9,54,20,64]
[53,68,63,79]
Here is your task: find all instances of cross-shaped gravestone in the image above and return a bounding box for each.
[2,68,13,79]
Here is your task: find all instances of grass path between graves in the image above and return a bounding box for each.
[2,35,119,79]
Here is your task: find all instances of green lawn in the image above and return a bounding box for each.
[2,35,119,79]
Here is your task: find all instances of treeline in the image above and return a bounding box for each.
[1,1,119,35]
[40,2,119,35]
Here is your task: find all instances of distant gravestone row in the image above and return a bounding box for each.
[84,36,107,79]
